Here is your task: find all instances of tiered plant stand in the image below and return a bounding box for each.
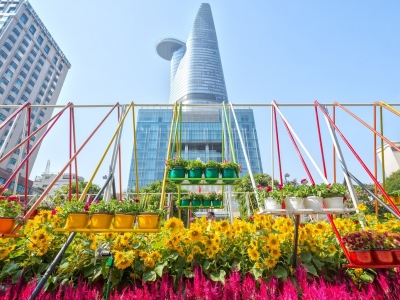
[54,228,160,233]
[0,234,24,238]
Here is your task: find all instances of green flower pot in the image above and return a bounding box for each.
[222,168,237,184]
[188,168,202,184]
[204,168,219,183]
[169,167,185,183]
[202,200,212,207]
[192,199,201,207]
[180,199,190,206]
[213,200,222,207]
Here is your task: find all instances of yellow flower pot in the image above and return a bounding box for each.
[0,217,15,234]
[65,213,89,229]
[89,213,113,229]
[137,213,159,229]
[113,214,136,229]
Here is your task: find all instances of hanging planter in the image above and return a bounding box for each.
[264,197,281,210]
[204,168,219,183]
[371,249,394,265]
[221,168,237,184]
[349,250,373,265]
[180,199,190,206]
[323,196,344,209]
[137,212,159,229]
[284,197,304,210]
[202,200,212,206]
[168,167,186,183]
[188,168,202,184]
[65,213,90,229]
[89,213,113,229]
[191,199,201,206]
[0,217,16,234]
[304,196,323,210]
[113,213,135,229]
[213,199,222,207]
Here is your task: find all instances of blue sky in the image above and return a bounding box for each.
[28,0,400,189]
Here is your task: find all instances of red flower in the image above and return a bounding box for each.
[134,198,140,203]
[266,186,272,192]
[7,195,19,201]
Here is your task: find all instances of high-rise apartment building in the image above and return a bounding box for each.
[0,0,70,192]
[128,3,262,190]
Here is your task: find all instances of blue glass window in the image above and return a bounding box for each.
[0,50,7,59]
[8,7,16,13]
[38,59,44,66]
[30,49,37,57]
[45,97,50,103]
[35,65,41,73]
[19,71,27,78]
[34,44,39,51]
[16,22,23,30]
[1,77,9,85]
[27,56,34,64]
[44,77,50,83]
[8,35,16,44]
[12,28,20,37]
[18,46,25,54]
[44,45,50,54]
[47,70,53,76]
[23,63,30,71]
[58,64,63,71]
[29,25,36,35]
[22,39,29,47]
[52,57,58,64]
[16,79,23,86]
[11,87,19,94]
[3,42,12,51]
[25,34,32,41]
[28,80,34,87]
[21,95,28,102]
[38,90,44,96]
[10,61,17,70]
[7,95,15,103]
[0,87,4,94]
[36,119,42,125]
[0,114,6,121]
[9,158,16,165]
[30,136,36,142]
[39,111,45,117]
[37,35,43,45]
[3,108,10,112]
[51,83,56,89]
[20,13,28,24]
[32,72,38,80]
[25,87,31,94]
[5,69,13,77]
[14,149,20,155]
[41,83,47,89]
[14,53,21,61]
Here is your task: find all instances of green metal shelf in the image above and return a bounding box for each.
[168,177,239,185]
[178,206,224,209]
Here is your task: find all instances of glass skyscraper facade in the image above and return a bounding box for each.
[128,4,263,190]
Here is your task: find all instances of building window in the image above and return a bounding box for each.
[0,50,7,59]
[52,57,58,64]
[7,95,15,103]
[25,87,31,95]
[14,149,20,155]
[25,34,32,41]
[21,95,28,102]
[29,25,36,35]
[12,28,20,37]
[0,87,4,95]
[3,42,12,51]
[4,130,9,136]
[39,111,45,117]
[51,83,56,90]
[23,63,30,71]
[19,71,27,78]
[34,44,39,51]
[32,72,38,80]
[47,70,53,76]
[35,98,40,104]
[30,136,36,142]
[30,49,37,57]
[27,56,34,64]
[28,80,34,87]
[44,76,50,83]
[8,35,16,44]
[35,65,41,73]
[0,61,2,68]
[38,59,44,66]
[10,61,17,70]
[0,114,5,121]
[9,158,17,165]
[30,113,35,119]
[45,97,50,103]
[5,69,13,77]
[20,13,28,24]
[44,45,50,54]
[22,39,29,47]
[8,7,16,13]
[1,77,9,85]
[58,64,63,71]
[37,35,43,45]
[11,87,19,94]
[38,90,44,96]
[36,119,42,125]
[16,79,23,86]
[53,77,58,83]
[18,46,25,54]
[41,83,47,89]
[14,53,21,61]
[3,107,10,112]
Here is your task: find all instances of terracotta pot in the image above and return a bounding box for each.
[137,213,159,229]
[65,213,89,229]
[0,217,15,234]
[371,249,394,265]
[113,214,135,229]
[348,250,373,265]
[89,213,113,229]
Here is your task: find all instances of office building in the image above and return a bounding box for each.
[376,141,400,177]
[0,0,70,192]
[128,3,262,189]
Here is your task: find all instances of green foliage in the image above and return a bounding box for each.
[88,200,113,214]
[165,157,188,170]
[60,181,101,196]
[110,199,141,214]
[0,199,22,218]
[58,200,88,218]
[205,160,221,170]
[385,170,400,193]
[220,160,241,175]
[186,159,205,171]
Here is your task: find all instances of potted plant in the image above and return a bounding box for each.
[137,202,163,230]
[220,160,241,183]
[370,231,394,264]
[165,157,188,183]
[302,181,324,210]
[186,192,203,207]
[388,232,400,263]
[186,159,205,184]
[342,231,374,265]
[59,199,90,229]
[257,185,282,210]
[204,160,221,183]
[88,200,114,229]
[323,183,348,209]
[0,197,23,233]
[110,198,140,229]
[282,181,304,210]
[205,191,223,207]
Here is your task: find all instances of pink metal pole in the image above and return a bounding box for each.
[315,105,327,178]
[24,106,31,201]
[315,100,400,217]
[69,107,72,201]
[0,102,31,131]
[72,108,79,201]
[272,105,283,185]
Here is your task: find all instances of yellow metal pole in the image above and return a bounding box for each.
[131,102,139,198]
[79,104,133,201]
[160,103,178,209]
[380,106,385,189]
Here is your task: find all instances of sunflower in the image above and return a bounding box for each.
[114,251,134,269]
[164,217,184,232]
[250,240,258,248]
[247,248,260,261]
[144,257,155,268]
[254,262,263,269]
[188,229,202,242]
[327,244,336,254]
[267,234,280,249]
[264,258,277,268]
[193,245,202,255]
[206,249,214,258]
[186,254,194,263]
[270,247,281,259]
[150,251,162,261]
[220,220,229,230]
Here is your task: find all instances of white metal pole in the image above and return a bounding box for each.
[271,106,274,187]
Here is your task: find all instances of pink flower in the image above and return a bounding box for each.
[301,179,308,184]
[266,186,272,192]
[84,204,90,211]
[134,198,140,203]
[278,184,283,190]
[51,209,57,215]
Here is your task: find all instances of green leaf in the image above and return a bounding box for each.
[11,269,23,283]
[2,261,19,274]
[169,252,179,260]
[154,262,167,277]
[304,263,318,276]
[251,268,263,279]
[183,269,194,278]
[312,257,324,270]
[299,251,312,263]
[83,265,96,278]
[59,262,70,270]
[273,265,288,279]
[360,273,374,283]
[203,260,210,270]
[142,270,156,282]
[210,269,226,283]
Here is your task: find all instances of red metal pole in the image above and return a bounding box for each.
[374,106,378,214]
[24,106,31,201]
[315,101,400,217]
[315,105,327,178]
[272,105,283,185]
[332,105,336,183]
[0,102,31,131]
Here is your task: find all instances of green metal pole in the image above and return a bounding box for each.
[222,102,237,163]
[179,102,182,157]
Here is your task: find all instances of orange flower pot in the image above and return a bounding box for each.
[0,217,15,234]
[137,213,159,229]
[89,213,113,229]
[113,214,135,229]
[371,250,394,265]
[65,213,89,229]
[349,250,373,265]
[392,249,400,264]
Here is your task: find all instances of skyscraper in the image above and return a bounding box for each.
[0,0,70,192]
[128,3,262,190]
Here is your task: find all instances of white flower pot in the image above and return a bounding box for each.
[323,196,344,209]
[304,196,323,210]
[264,197,281,210]
[284,197,304,210]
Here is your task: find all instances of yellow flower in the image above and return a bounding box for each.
[254,262,263,269]
[354,268,363,277]
[144,257,155,268]
[250,240,258,248]
[164,217,184,232]
[357,204,367,211]
[267,234,280,249]
[193,245,202,255]
[264,258,276,268]
[188,229,202,242]
[327,244,336,254]
[114,251,134,269]
[247,248,260,261]
[186,254,194,263]
[219,220,229,230]
[150,251,162,261]
[270,247,281,259]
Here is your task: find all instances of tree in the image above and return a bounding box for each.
[385,170,400,193]
[233,173,277,218]
[60,181,101,197]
